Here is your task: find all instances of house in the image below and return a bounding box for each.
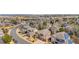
[64,25,74,33]
[76,19,79,24]
[49,25,60,34]
[25,27,38,37]
[50,32,73,44]
[38,29,51,41]
[19,24,38,37]
[51,32,66,44]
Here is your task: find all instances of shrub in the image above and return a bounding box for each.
[11,20,17,24]
[2,34,12,44]
[38,24,43,30]
[59,27,65,32]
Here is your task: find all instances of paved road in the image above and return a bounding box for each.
[0,38,4,44]
[10,28,30,44]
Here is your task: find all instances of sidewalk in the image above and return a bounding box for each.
[8,29,12,35]
[34,39,46,44]
[16,28,45,44]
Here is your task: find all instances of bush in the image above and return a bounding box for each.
[38,21,47,30]
[2,29,8,34]
[43,21,47,26]
[38,24,43,30]
[59,27,65,32]
[2,34,12,44]
[11,20,17,24]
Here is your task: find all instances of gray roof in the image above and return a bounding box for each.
[38,29,51,39]
[52,32,66,39]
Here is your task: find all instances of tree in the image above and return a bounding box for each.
[38,21,47,30]
[43,21,47,26]
[59,27,65,32]
[2,28,8,34]
[38,24,43,30]
[11,20,17,24]
[2,34,12,44]
[50,21,54,25]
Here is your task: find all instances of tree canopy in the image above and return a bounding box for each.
[2,34,12,44]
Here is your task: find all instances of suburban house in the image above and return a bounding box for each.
[49,25,60,34]
[49,32,73,44]
[64,25,75,33]
[37,29,51,41]
[76,19,79,24]
[19,24,38,37]
[50,32,66,44]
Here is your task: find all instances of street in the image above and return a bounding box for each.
[10,28,30,44]
[0,38,4,44]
